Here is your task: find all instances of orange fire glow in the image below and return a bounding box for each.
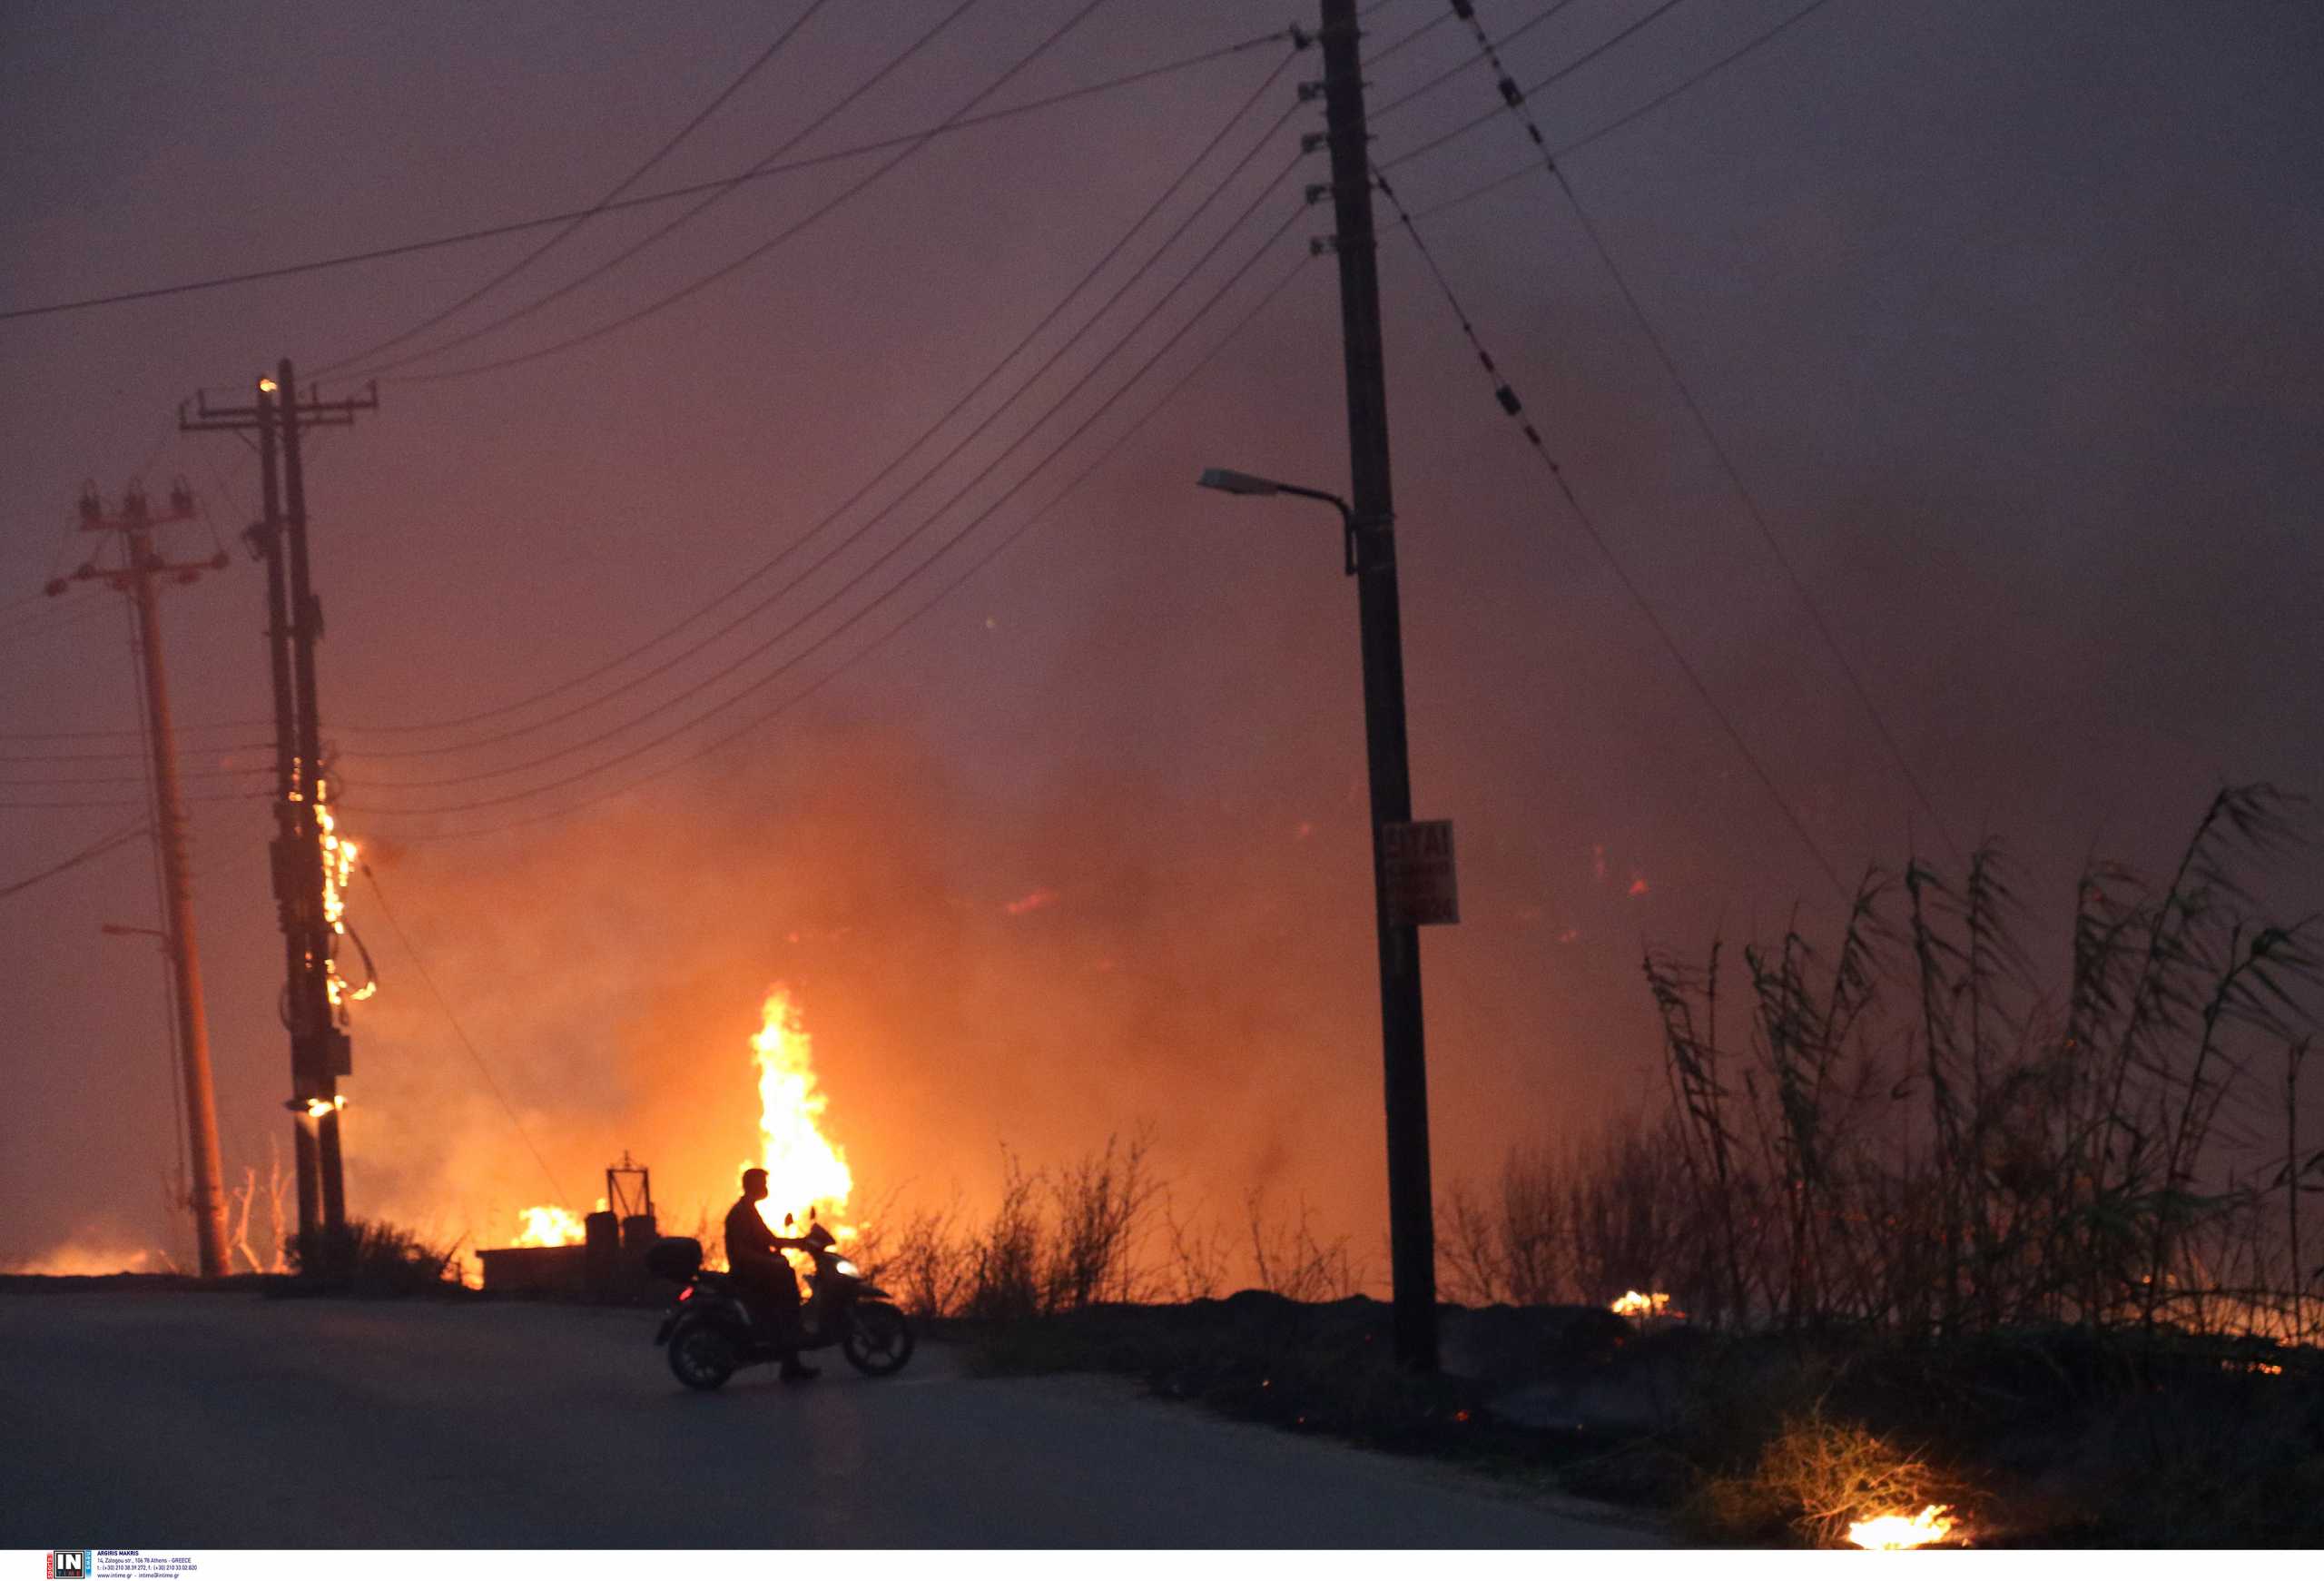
[1004,888,1059,916]
[1610,1290,1674,1320]
[315,780,376,1011]
[511,1205,585,1248]
[746,989,852,1237]
[1846,1505,1958,1549]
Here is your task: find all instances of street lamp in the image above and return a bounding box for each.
[1197,461,1443,1370]
[1197,469,1359,577]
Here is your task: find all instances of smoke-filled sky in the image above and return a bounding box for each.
[4,0,2320,1276]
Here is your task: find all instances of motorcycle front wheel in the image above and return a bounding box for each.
[668,1319,741,1391]
[840,1301,915,1377]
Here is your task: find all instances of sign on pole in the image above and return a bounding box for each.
[1381,819,1459,927]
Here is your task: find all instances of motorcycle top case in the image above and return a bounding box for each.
[644,1236,703,1283]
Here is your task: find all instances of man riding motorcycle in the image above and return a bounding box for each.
[724,1167,819,1381]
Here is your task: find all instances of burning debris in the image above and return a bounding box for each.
[1610,1289,1679,1323]
[1846,1505,1959,1549]
[511,1206,585,1249]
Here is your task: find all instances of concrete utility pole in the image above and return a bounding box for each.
[182,363,376,1241]
[47,482,233,1278]
[1316,0,1439,1371]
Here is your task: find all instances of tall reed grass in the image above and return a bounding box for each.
[1447,786,2322,1340]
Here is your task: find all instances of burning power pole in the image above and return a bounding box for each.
[182,361,377,1241]
[44,482,233,1277]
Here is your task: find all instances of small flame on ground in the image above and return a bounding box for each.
[1610,1290,1673,1320]
[1846,1505,1957,1549]
[511,1205,585,1248]
[747,989,852,1237]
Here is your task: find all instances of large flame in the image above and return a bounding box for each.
[747,988,852,1235]
[502,990,852,1260]
[1846,1505,1958,1549]
[511,1205,585,1248]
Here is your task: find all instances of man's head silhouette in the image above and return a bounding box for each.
[741,1167,769,1203]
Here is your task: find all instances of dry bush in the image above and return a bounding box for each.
[1160,1191,1232,1301]
[1042,1131,1160,1310]
[864,1198,970,1319]
[288,1218,461,1291]
[962,1150,1044,1320]
[1245,1189,1359,1301]
[1442,1115,1727,1311]
[1693,1408,1955,1547]
[1441,1144,1568,1306]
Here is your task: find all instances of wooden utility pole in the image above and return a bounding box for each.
[47,482,232,1277]
[1317,0,1438,1370]
[182,364,376,1241]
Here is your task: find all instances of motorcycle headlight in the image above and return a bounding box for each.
[832,1259,860,1278]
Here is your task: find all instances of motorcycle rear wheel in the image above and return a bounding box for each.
[668,1320,741,1391]
[840,1301,915,1377]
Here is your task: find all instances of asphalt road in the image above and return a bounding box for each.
[0,1292,1661,1547]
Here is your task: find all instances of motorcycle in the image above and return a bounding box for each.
[649,1212,916,1390]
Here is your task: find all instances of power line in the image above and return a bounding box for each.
[1407,0,1846,220]
[343,0,979,382]
[0,765,273,785]
[1433,0,1956,860]
[1369,6,1460,66]
[343,184,1310,824]
[0,718,269,743]
[0,788,268,809]
[389,0,1121,385]
[0,742,271,763]
[345,170,1306,818]
[338,64,1304,776]
[1368,0,1584,119]
[243,38,1296,762]
[0,596,118,654]
[0,25,1293,328]
[393,237,1315,842]
[1379,0,1692,171]
[0,821,149,900]
[1374,169,1850,902]
[359,864,574,1210]
[313,2,831,378]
